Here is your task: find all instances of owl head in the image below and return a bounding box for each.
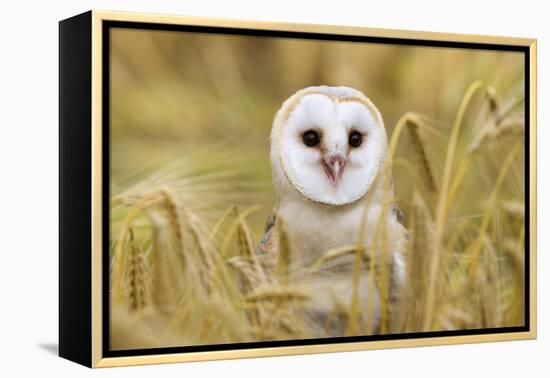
[271,86,388,206]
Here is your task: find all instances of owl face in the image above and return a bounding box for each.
[272,87,388,206]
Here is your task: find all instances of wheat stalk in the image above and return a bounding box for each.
[127,228,149,312]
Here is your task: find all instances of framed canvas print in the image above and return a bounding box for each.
[59,10,537,368]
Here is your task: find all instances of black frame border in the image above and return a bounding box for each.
[59,11,93,367]
[101,20,531,359]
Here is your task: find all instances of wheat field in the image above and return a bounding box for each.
[108,28,525,350]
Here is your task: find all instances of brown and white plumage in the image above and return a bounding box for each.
[257,86,407,335]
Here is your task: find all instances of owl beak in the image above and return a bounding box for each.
[322,154,346,190]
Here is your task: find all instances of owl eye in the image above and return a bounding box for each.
[302,130,320,147]
[349,131,363,148]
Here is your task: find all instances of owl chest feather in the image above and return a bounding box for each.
[278,197,382,267]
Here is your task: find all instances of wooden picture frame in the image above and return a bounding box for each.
[59,10,537,368]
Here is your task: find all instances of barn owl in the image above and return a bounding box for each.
[257,85,407,336]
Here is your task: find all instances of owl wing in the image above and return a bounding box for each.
[255,212,279,276]
[392,202,405,226]
[388,202,408,308]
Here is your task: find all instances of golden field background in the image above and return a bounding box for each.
[109,28,525,350]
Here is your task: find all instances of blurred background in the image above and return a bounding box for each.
[109,27,525,349]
